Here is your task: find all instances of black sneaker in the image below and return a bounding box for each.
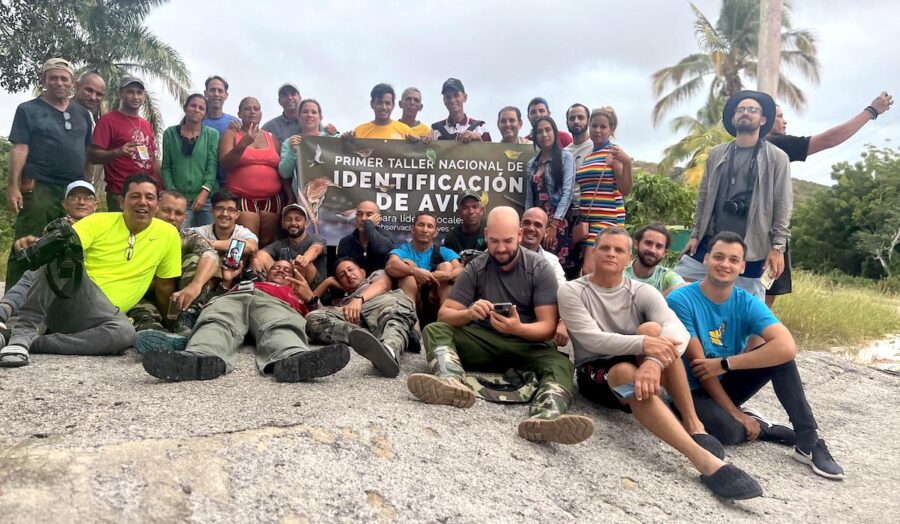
[142,349,226,382]
[272,344,351,382]
[173,309,199,337]
[793,439,845,480]
[406,329,422,353]
[349,329,400,378]
[700,464,763,500]
[742,407,797,446]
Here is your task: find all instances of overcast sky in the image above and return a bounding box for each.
[1,0,896,185]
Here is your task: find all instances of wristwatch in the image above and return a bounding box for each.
[720,357,731,372]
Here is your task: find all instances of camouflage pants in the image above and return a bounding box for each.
[127,251,211,329]
[423,322,575,416]
[188,289,311,373]
[5,181,67,292]
[306,290,416,352]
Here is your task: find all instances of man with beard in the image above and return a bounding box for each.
[497,106,527,144]
[336,200,394,274]
[139,259,351,383]
[520,207,568,347]
[306,258,417,378]
[72,72,106,124]
[188,190,259,259]
[563,103,592,278]
[0,174,181,367]
[442,190,486,261]
[675,91,791,299]
[526,97,573,147]
[251,204,327,288]
[625,223,685,296]
[407,207,594,445]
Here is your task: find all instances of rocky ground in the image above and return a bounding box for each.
[0,344,898,523]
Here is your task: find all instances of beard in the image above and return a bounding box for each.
[637,250,661,268]
[567,124,585,136]
[490,246,519,266]
[286,227,304,238]
[734,117,759,134]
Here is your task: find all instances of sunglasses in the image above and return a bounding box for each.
[125,233,135,261]
[63,112,72,130]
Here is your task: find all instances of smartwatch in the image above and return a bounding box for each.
[721,357,731,372]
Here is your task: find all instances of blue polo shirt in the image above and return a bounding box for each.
[389,243,460,270]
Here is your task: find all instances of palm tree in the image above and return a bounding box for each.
[651,0,820,127]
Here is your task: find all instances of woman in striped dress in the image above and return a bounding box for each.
[576,106,633,274]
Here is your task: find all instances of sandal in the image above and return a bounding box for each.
[0,344,30,368]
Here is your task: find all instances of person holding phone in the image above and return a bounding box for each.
[558,227,762,500]
[407,207,592,445]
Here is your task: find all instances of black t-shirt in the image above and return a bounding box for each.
[263,234,327,283]
[443,221,486,253]
[9,98,93,185]
[768,134,810,162]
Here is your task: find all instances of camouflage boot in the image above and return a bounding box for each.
[407,345,475,408]
[517,383,594,445]
[173,307,200,337]
[129,304,165,332]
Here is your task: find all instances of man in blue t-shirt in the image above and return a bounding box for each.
[201,76,240,186]
[385,211,462,322]
[667,231,844,480]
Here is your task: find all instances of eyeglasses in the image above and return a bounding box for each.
[735,107,762,114]
[66,194,96,203]
[125,233,135,261]
[213,205,239,214]
[63,112,72,130]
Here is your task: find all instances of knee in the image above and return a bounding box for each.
[636,322,662,337]
[606,361,637,387]
[423,321,451,344]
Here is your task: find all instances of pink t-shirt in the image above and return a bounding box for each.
[92,110,160,194]
[226,130,281,199]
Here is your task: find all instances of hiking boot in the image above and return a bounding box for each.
[742,407,797,446]
[130,309,165,332]
[793,439,845,480]
[406,329,422,353]
[173,309,199,337]
[134,330,188,354]
[142,349,226,382]
[517,414,595,444]
[700,464,763,500]
[272,344,351,382]
[349,329,400,378]
[407,374,476,408]
[692,433,726,459]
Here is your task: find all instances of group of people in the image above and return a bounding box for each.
[2,56,895,501]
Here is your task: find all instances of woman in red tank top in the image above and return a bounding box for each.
[219,97,286,246]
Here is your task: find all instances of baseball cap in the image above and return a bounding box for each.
[459,190,481,205]
[119,76,146,90]
[41,58,75,78]
[278,83,300,97]
[65,180,96,197]
[441,78,465,95]
[282,203,308,218]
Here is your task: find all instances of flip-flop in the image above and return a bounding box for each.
[0,345,30,368]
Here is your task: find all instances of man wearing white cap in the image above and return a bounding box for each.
[89,75,160,211]
[5,58,94,292]
[0,181,99,346]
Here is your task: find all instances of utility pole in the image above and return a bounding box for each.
[757,0,783,97]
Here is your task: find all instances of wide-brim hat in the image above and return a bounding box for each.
[723,90,776,138]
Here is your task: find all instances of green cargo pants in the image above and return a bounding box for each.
[305,290,416,352]
[127,251,210,329]
[5,181,67,292]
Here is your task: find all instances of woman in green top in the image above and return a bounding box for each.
[278,99,339,202]
[162,93,219,227]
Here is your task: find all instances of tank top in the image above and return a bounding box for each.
[226,130,281,199]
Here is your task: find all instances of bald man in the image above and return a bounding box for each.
[407,207,594,445]
[73,72,106,122]
[336,200,394,274]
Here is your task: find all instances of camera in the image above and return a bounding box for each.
[15,219,82,277]
[723,199,749,216]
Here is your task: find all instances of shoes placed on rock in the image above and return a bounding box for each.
[0,343,30,368]
[517,414,595,445]
[272,344,351,383]
[742,407,797,446]
[142,348,226,382]
[692,432,726,459]
[700,464,763,500]
[793,439,845,480]
[407,374,476,408]
[349,329,400,378]
[133,330,188,355]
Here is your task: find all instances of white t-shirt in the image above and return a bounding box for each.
[565,139,594,206]
[188,223,259,243]
[538,247,566,285]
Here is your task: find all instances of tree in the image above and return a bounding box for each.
[651,0,820,127]
[0,0,189,134]
[624,170,697,229]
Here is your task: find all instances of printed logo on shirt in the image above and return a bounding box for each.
[709,321,726,347]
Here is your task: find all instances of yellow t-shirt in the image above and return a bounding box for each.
[354,120,412,140]
[73,213,182,311]
[407,121,432,138]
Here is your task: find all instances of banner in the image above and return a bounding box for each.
[296,136,535,245]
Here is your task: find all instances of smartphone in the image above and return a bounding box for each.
[167,295,180,321]
[493,302,513,317]
[223,239,246,270]
[760,269,775,290]
[611,382,636,400]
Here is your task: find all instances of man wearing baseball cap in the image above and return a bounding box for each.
[89,75,160,211]
[262,83,303,147]
[5,58,95,292]
[251,203,327,288]
[675,90,792,299]
[442,189,486,260]
[431,78,491,143]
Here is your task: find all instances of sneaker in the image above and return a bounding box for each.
[0,344,30,368]
[700,464,763,500]
[692,433,726,460]
[517,414,595,445]
[407,374,476,408]
[349,329,400,378]
[0,321,10,348]
[272,344,351,382]
[173,309,199,337]
[142,349,226,382]
[133,330,188,355]
[742,407,797,446]
[793,439,845,480]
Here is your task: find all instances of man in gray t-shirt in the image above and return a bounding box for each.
[407,206,594,445]
[558,227,762,501]
[251,204,326,287]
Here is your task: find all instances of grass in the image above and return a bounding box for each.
[774,270,900,350]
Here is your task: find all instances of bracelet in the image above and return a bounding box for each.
[645,357,666,370]
[864,106,878,119]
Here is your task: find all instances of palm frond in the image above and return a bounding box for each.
[652,74,707,127]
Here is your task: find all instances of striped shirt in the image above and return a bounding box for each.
[576,144,625,228]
